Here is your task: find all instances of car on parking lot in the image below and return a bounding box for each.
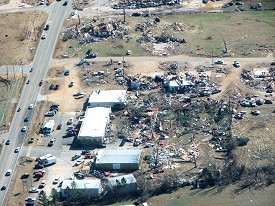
[28,137,34,144]
[34,164,44,169]
[69,81,75,87]
[5,169,12,176]
[71,154,81,161]
[25,197,36,202]
[1,185,7,190]
[233,61,240,68]
[5,140,10,145]
[67,118,73,125]
[29,187,39,193]
[21,173,30,179]
[54,84,60,90]
[214,59,224,64]
[21,126,27,132]
[45,111,55,117]
[57,123,62,130]
[64,69,70,76]
[49,84,55,90]
[38,180,46,188]
[73,159,84,167]
[119,139,126,147]
[14,147,20,153]
[24,117,29,122]
[52,177,60,184]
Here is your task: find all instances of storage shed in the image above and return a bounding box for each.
[77,107,111,145]
[107,174,137,194]
[60,180,101,198]
[96,149,142,171]
[88,90,127,109]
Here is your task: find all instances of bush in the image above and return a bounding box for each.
[235,137,249,146]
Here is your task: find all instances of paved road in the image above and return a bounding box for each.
[0,1,70,205]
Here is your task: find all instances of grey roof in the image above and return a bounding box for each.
[96,149,142,164]
[108,174,137,186]
[61,180,101,190]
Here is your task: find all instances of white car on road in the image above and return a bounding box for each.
[21,126,27,132]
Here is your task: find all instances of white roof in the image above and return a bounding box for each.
[78,107,111,137]
[88,90,127,104]
[61,180,101,190]
[96,149,142,164]
[108,174,137,186]
[44,120,55,128]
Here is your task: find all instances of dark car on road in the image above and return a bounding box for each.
[44,24,49,30]
[63,1,68,6]
[5,140,10,145]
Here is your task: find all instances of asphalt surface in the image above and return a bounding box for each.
[0,1,70,204]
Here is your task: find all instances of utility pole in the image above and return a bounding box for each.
[123,0,126,23]
[6,63,8,79]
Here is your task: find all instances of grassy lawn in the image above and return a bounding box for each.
[0,76,25,129]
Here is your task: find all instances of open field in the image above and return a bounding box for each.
[0,11,48,67]
[111,184,275,206]
[55,10,275,58]
[0,74,26,129]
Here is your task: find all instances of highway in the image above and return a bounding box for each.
[0,1,70,205]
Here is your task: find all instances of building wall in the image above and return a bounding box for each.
[78,136,104,145]
[61,187,101,198]
[107,181,137,194]
[95,162,139,171]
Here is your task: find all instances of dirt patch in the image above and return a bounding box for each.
[0,11,48,67]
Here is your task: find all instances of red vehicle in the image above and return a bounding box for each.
[54,84,60,90]
[39,80,43,86]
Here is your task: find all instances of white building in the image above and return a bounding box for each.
[88,90,127,109]
[107,174,137,194]
[60,180,101,198]
[77,107,111,145]
[43,120,55,134]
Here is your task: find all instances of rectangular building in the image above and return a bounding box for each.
[60,180,101,198]
[107,174,137,194]
[96,149,142,171]
[77,107,111,145]
[88,90,127,109]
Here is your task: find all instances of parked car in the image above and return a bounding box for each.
[63,1,68,6]
[86,53,96,58]
[29,188,39,193]
[69,81,75,87]
[236,1,243,5]
[49,84,55,90]
[24,117,29,122]
[52,177,60,184]
[73,159,84,167]
[71,154,81,161]
[233,61,240,68]
[214,60,224,64]
[67,118,73,125]
[25,197,36,202]
[126,50,131,55]
[54,84,60,90]
[64,69,70,76]
[45,111,55,117]
[38,180,46,188]
[39,80,43,86]
[57,124,62,130]
[34,164,44,169]
[28,137,34,144]
[132,12,141,16]
[119,139,126,147]
[21,173,30,179]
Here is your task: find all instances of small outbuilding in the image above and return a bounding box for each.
[107,174,137,194]
[60,180,101,198]
[96,149,142,171]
